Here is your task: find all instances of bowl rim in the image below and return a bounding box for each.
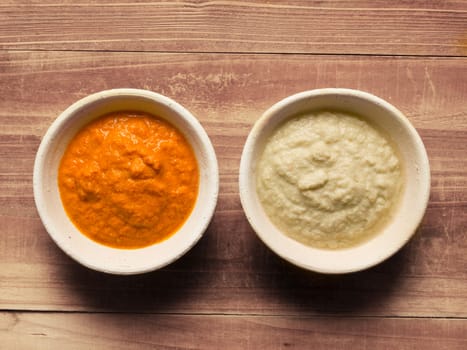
[33,88,219,275]
[239,88,431,274]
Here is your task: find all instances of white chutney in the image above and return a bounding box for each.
[256,111,403,249]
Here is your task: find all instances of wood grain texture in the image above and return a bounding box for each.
[1,51,466,317]
[1,312,467,350]
[1,1,467,56]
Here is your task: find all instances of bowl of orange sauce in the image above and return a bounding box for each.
[34,89,219,274]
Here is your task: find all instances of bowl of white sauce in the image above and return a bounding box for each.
[239,88,430,273]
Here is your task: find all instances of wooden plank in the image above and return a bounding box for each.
[1,52,466,133]
[1,1,466,55]
[0,51,466,316]
[4,0,467,9]
[1,312,466,349]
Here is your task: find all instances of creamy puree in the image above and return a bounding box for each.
[58,111,199,249]
[257,111,403,249]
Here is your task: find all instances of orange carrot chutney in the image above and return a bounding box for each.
[58,111,199,249]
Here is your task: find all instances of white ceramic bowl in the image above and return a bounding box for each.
[239,88,430,274]
[34,88,219,274]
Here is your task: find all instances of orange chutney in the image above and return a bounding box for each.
[58,111,199,249]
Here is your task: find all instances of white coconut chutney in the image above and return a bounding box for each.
[256,110,403,249]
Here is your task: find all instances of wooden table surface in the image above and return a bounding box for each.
[1,1,467,348]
